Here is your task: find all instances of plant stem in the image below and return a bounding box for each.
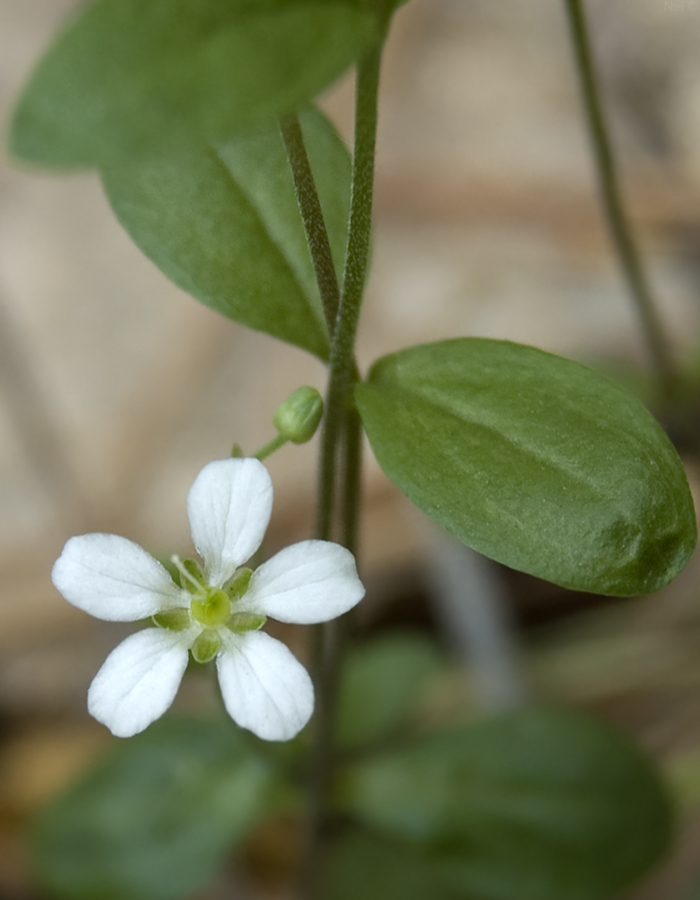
[340,407,363,558]
[253,432,288,461]
[316,42,382,539]
[280,114,341,333]
[300,42,383,900]
[0,293,93,524]
[563,0,678,399]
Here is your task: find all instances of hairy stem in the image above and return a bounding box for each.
[317,42,381,540]
[280,114,341,333]
[300,42,383,900]
[563,0,677,398]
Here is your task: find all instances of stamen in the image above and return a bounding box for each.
[171,554,203,591]
[227,567,253,601]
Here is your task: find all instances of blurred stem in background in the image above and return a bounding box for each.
[0,294,93,524]
[563,0,679,402]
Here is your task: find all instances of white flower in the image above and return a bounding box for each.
[51,458,365,741]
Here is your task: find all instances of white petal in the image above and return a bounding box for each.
[240,540,365,624]
[52,533,184,621]
[187,458,273,586]
[87,628,192,738]
[216,631,313,741]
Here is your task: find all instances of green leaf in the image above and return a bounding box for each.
[336,633,443,749]
[31,717,278,900]
[9,0,376,169]
[102,106,351,357]
[342,707,673,900]
[355,338,697,596]
[324,830,459,900]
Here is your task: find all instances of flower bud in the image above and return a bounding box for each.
[273,386,323,444]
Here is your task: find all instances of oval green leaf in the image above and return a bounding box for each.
[31,717,277,900]
[101,107,352,358]
[342,707,673,900]
[355,338,696,596]
[336,633,443,750]
[9,0,375,169]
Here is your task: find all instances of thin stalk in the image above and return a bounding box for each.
[280,111,355,542]
[316,41,382,542]
[563,0,678,399]
[280,114,341,332]
[332,45,382,387]
[300,42,383,900]
[253,432,287,461]
[0,294,93,523]
[341,406,363,558]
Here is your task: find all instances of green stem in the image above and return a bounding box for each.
[301,42,383,900]
[563,0,678,399]
[316,42,382,540]
[252,432,288,461]
[280,114,341,333]
[341,406,363,558]
[279,110,354,541]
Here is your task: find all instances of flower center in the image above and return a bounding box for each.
[190,588,231,627]
[158,557,265,650]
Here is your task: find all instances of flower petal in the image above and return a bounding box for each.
[240,540,365,624]
[216,631,313,741]
[87,628,192,738]
[52,533,184,621]
[187,458,273,586]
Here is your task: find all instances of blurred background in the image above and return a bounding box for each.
[3,0,700,896]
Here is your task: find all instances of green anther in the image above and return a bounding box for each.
[228,613,267,634]
[152,608,191,631]
[191,629,222,664]
[227,567,253,601]
[181,558,206,594]
[190,589,231,626]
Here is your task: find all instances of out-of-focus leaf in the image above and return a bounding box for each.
[10,0,375,168]
[31,717,279,900]
[355,338,697,596]
[324,830,459,900]
[335,633,443,749]
[342,706,673,900]
[102,106,351,357]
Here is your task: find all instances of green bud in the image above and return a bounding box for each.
[273,386,323,444]
[191,589,231,626]
[227,567,253,601]
[228,612,267,634]
[152,608,191,631]
[191,629,222,664]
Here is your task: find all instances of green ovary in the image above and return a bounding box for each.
[190,589,231,627]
